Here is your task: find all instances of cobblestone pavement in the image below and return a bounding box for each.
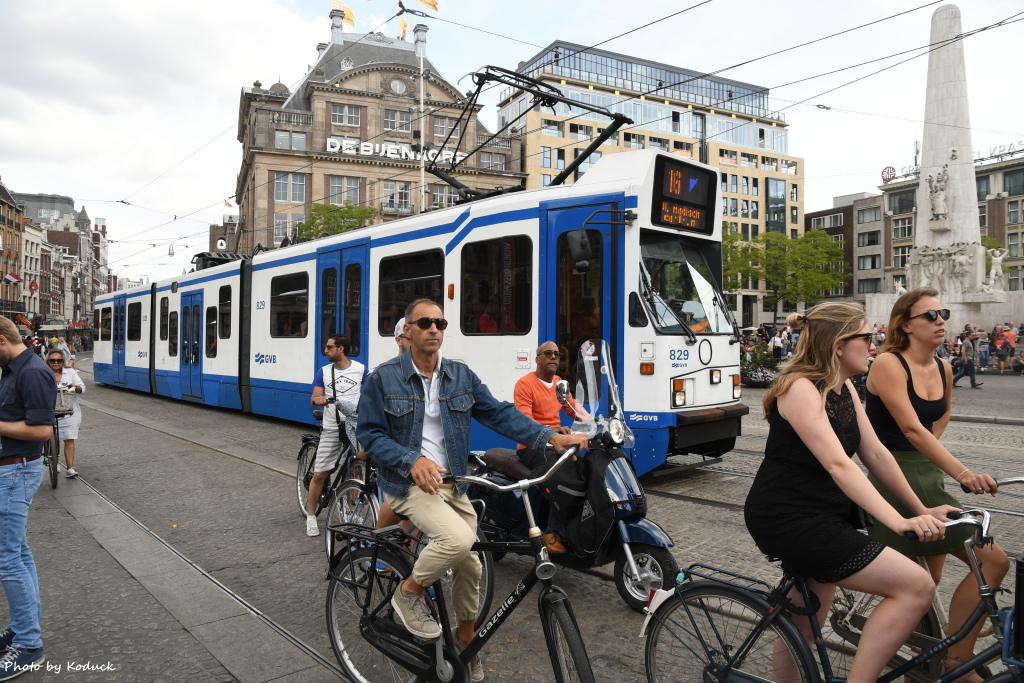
[2,354,1021,682]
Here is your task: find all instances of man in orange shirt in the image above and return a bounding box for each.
[513,341,585,466]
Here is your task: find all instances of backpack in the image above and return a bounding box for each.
[542,447,620,558]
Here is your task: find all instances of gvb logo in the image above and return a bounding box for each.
[255,353,278,364]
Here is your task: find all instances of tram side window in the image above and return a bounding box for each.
[127,302,142,341]
[377,250,443,335]
[160,297,169,340]
[343,264,361,355]
[168,311,178,356]
[218,286,231,339]
[206,306,218,358]
[270,272,309,338]
[461,236,532,335]
[100,307,112,341]
[93,309,100,336]
[320,267,337,350]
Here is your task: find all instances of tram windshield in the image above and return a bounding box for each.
[639,231,733,335]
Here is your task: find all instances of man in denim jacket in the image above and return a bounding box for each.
[357,299,586,670]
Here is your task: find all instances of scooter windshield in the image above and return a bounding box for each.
[570,339,635,449]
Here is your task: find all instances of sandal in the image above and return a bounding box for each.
[942,657,984,683]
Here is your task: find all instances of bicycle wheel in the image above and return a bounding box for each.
[326,545,412,683]
[828,587,944,680]
[542,599,596,683]
[324,483,380,560]
[45,430,59,489]
[295,442,317,517]
[644,581,815,683]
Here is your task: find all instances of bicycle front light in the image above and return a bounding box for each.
[606,418,626,445]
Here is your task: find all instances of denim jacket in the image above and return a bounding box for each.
[357,352,556,498]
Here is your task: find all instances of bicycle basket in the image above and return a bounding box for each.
[54,392,74,417]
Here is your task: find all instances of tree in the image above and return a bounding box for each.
[787,228,848,306]
[295,202,377,240]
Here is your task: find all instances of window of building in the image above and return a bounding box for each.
[1005,170,1024,196]
[540,147,565,170]
[1009,232,1019,258]
[274,172,305,203]
[977,175,990,202]
[828,213,842,227]
[729,198,738,217]
[649,136,669,151]
[205,306,218,358]
[274,130,306,151]
[782,160,798,175]
[790,184,798,202]
[480,152,507,170]
[740,152,757,167]
[331,104,360,126]
[541,146,552,169]
[893,217,913,239]
[541,119,563,137]
[383,180,412,209]
[741,223,749,241]
[889,189,915,214]
[273,213,305,244]
[790,207,798,225]
[893,245,911,268]
[219,286,231,339]
[858,231,881,247]
[378,250,443,335]
[858,254,881,270]
[741,200,749,218]
[761,156,778,171]
[741,176,749,194]
[574,149,601,179]
[431,184,460,208]
[729,175,738,193]
[433,116,460,138]
[569,123,593,141]
[858,278,882,294]
[623,132,645,149]
[750,201,759,219]
[270,273,308,338]
[461,236,532,335]
[1009,200,1021,225]
[718,148,737,164]
[1009,268,1020,292]
[598,128,620,145]
[384,109,411,132]
[721,197,727,216]
[750,178,759,196]
[832,234,844,245]
[168,311,177,356]
[979,203,987,228]
[751,223,759,239]
[541,174,552,186]
[766,178,786,233]
[159,297,168,340]
[328,176,360,206]
[790,229,798,238]
[126,302,142,341]
[857,206,881,223]
[721,173,727,193]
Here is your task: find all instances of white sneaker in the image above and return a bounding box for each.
[65,468,78,478]
[306,517,319,537]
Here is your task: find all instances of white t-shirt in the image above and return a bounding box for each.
[313,360,366,426]
[414,351,448,471]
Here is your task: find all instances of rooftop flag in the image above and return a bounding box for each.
[224,200,233,208]
[398,17,407,40]
[415,0,439,11]
[3,273,23,284]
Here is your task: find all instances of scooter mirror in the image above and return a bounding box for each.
[555,379,569,405]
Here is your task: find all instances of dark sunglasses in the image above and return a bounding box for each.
[323,344,337,350]
[47,358,64,364]
[410,317,448,330]
[908,308,950,323]
[539,350,561,358]
[842,332,875,344]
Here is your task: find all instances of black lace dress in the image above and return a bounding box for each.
[744,383,886,583]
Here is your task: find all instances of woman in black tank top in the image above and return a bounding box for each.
[866,287,1008,681]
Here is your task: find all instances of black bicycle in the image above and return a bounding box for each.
[42,418,60,489]
[326,444,595,683]
[294,398,359,517]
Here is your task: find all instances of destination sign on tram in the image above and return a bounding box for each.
[650,155,716,235]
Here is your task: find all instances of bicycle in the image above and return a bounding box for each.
[326,444,595,683]
[294,398,358,518]
[641,492,1024,683]
[41,418,60,489]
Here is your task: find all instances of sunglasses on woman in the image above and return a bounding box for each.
[409,317,449,330]
[908,308,950,323]
[47,358,64,364]
[842,333,875,344]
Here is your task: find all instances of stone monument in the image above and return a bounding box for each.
[868,4,1007,332]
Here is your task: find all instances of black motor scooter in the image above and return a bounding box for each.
[469,339,678,612]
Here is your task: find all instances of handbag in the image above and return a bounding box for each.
[54,391,74,417]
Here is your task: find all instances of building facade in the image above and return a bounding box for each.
[232,11,524,253]
[498,42,805,328]
[0,177,26,324]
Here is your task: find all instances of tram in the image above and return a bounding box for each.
[94,149,748,476]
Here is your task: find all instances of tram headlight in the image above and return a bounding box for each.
[671,379,686,408]
[606,418,626,445]
[710,369,722,384]
[732,374,742,400]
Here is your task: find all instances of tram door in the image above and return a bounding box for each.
[540,201,618,381]
[112,295,127,384]
[316,242,368,369]
[180,292,203,399]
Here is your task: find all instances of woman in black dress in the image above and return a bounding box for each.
[867,288,1008,682]
[744,302,958,683]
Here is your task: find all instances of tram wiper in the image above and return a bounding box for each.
[639,262,697,345]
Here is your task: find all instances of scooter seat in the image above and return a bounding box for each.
[480,448,533,481]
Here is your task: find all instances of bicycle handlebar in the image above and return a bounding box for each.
[903,508,992,542]
[959,475,1024,494]
[451,445,581,493]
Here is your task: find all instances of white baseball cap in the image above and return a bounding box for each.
[394,318,406,338]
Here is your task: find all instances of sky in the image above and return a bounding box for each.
[1,0,1022,281]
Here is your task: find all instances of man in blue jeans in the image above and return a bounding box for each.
[0,316,56,679]
[952,330,983,389]
[358,299,586,682]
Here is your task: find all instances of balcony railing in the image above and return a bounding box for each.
[478,135,514,149]
[380,203,414,215]
[269,111,313,126]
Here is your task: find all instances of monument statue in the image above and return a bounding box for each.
[926,165,948,220]
[987,247,1008,292]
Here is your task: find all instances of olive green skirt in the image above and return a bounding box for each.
[867,450,972,556]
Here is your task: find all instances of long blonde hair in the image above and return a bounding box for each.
[763,301,867,419]
[880,287,938,354]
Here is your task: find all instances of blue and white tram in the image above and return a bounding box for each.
[95,150,748,476]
